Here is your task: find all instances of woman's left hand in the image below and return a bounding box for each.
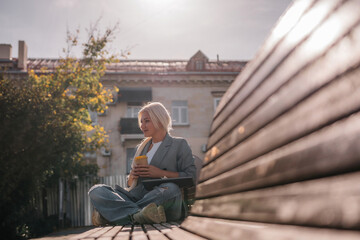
[133,165,164,178]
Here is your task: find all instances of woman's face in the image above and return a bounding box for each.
[140,111,157,138]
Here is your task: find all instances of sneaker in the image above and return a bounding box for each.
[158,205,166,223]
[92,208,109,226]
[132,203,162,224]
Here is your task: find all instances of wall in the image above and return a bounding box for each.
[96,79,231,176]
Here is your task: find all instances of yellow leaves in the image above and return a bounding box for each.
[89,97,98,105]
[33,75,39,82]
[85,125,94,132]
[97,138,104,145]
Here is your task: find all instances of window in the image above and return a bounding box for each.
[172,100,189,125]
[126,148,136,174]
[214,97,221,113]
[127,102,142,118]
[195,60,204,70]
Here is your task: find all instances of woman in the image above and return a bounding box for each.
[88,102,196,225]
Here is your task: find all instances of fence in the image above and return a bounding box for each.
[35,175,127,227]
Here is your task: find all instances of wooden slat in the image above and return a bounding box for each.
[98,226,122,240]
[213,0,315,119]
[152,223,206,240]
[152,223,173,234]
[69,227,104,240]
[132,225,148,240]
[209,0,344,142]
[165,227,207,240]
[200,67,360,183]
[193,171,360,229]
[113,225,131,240]
[85,226,113,238]
[144,224,168,240]
[205,0,360,168]
[197,67,360,196]
[181,216,360,240]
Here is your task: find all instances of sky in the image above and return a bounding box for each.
[0,0,293,61]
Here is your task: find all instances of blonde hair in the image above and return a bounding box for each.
[138,102,172,133]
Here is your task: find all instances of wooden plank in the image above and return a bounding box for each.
[152,223,206,240]
[85,226,113,238]
[181,216,360,240]
[152,223,173,234]
[193,171,360,229]
[161,222,180,228]
[205,1,360,167]
[200,37,360,183]
[197,67,360,196]
[168,222,180,227]
[98,226,122,240]
[207,0,360,157]
[214,0,315,119]
[143,224,168,240]
[113,225,131,240]
[201,80,360,184]
[209,0,344,140]
[197,113,360,198]
[165,227,207,240]
[132,225,148,240]
[69,227,103,240]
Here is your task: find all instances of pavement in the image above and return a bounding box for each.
[30,226,95,240]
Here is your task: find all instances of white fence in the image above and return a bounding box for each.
[36,175,127,227]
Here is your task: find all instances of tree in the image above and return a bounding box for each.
[0,24,118,239]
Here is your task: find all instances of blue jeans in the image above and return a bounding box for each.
[88,182,182,224]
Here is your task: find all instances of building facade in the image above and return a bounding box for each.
[1,42,247,176]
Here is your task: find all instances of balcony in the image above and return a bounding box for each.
[119,118,143,143]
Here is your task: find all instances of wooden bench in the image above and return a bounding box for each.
[72,0,360,239]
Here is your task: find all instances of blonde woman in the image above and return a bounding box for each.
[89,102,196,225]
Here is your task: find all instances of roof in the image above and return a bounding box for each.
[26,58,247,73]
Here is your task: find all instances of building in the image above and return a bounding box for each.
[1,41,247,176]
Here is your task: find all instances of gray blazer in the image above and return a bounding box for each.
[129,133,196,200]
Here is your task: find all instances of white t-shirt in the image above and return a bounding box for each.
[146,141,162,164]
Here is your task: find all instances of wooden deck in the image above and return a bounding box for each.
[69,218,360,240]
[69,222,206,240]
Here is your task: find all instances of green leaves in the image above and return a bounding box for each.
[0,22,119,238]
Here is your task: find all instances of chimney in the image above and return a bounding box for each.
[18,40,28,70]
[0,44,12,60]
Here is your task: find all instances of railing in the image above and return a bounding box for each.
[119,118,143,134]
[35,175,127,227]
